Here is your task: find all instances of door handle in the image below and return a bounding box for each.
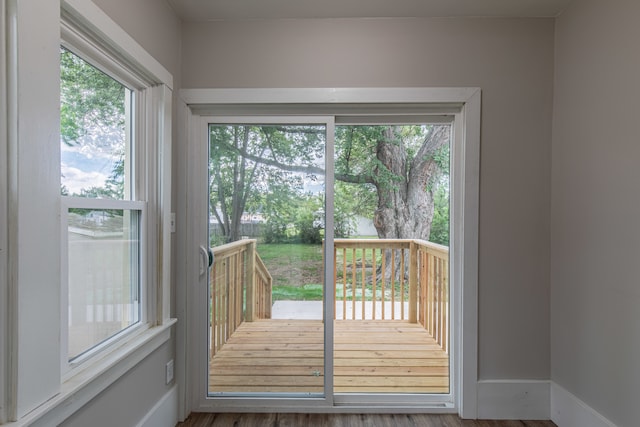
[199,245,213,276]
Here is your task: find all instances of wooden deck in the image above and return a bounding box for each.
[209,319,449,394]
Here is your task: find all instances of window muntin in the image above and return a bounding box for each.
[60,46,145,365]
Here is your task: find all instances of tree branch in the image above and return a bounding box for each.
[411,125,450,173]
[218,140,376,184]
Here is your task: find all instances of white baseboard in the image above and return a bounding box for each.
[136,385,178,427]
[476,380,550,420]
[550,382,617,427]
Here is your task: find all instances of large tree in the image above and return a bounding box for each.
[335,125,450,241]
[208,124,450,245]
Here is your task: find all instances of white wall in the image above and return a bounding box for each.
[551,1,640,426]
[182,17,555,381]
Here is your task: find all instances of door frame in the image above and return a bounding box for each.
[178,87,480,417]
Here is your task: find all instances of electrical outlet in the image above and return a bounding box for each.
[165,359,174,384]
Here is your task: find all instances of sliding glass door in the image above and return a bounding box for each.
[191,113,456,410]
[204,118,334,398]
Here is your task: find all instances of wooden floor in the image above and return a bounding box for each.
[209,319,449,394]
[177,413,557,427]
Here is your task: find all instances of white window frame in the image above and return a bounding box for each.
[179,87,480,418]
[58,29,154,375]
[1,0,9,423]
[57,0,174,389]
[3,0,174,424]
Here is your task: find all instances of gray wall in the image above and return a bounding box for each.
[60,341,175,427]
[182,17,554,381]
[551,1,640,426]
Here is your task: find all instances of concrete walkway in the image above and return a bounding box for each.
[272,300,410,320]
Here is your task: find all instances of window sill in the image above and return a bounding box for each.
[8,319,177,427]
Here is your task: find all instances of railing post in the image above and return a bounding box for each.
[246,240,257,322]
[265,272,272,318]
[409,241,418,323]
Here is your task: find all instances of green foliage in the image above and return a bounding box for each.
[294,212,322,244]
[334,182,360,238]
[60,47,126,146]
[60,47,128,199]
[209,125,324,243]
[429,183,450,245]
[210,123,450,246]
[262,217,290,244]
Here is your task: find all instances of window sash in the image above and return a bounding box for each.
[61,197,147,371]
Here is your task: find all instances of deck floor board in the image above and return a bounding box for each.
[209,319,449,394]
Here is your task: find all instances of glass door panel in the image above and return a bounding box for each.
[207,123,327,396]
[332,124,451,395]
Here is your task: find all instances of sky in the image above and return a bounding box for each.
[61,140,119,195]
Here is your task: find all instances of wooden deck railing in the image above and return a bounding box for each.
[415,240,449,354]
[333,239,449,353]
[210,238,448,356]
[210,239,272,357]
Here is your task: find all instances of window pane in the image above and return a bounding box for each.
[67,208,140,360]
[60,47,132,200]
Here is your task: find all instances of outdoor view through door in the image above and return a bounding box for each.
[207,123,450,396]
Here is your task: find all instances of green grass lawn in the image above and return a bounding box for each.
[258,243,324,299]
[272,283,324,301]
[256,242,408,302]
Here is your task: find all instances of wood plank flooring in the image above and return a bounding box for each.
[209,319,449,394]
[176,413,557,427]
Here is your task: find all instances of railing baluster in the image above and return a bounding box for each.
[437,257,443,348]
[424,252,429,334]
[213,267,217,355]
[381,249,386,320]
[351,248,356,320]
[342,248,347,321]
[433,254,438,338]
[419,249,425,328]
[443,257,449,353]
[231,255,236,339]
[423,250,428,329]
[333,246,338,320]
[432,254,438,339]
[361,248,366,320]
[391,249,395,320]
[409,242,417,323]
[239,249,244,325]
[401,249,405,320]
[424,252,433,335]
[372,248,376,320]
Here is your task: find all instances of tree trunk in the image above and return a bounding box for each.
[372,126,450,279]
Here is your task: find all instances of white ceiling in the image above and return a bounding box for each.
[167,0,572,21]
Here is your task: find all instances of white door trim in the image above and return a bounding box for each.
[177,87,480,418]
